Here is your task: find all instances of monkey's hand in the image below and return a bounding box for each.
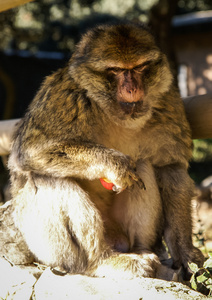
[105,154,146,193]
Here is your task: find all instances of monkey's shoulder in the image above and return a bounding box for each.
[35,66,93,116]
[15,69,97,141]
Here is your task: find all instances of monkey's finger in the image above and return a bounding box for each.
[137,178,146,190]
[129,171,140,182]
[129,172,146,190]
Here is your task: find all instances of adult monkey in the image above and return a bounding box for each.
[8,22,204,279]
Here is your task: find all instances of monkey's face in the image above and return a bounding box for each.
[69,23,173,127]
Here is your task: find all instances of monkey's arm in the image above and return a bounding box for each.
[9,140,144,191]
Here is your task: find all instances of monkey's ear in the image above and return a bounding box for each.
[75,38,90,58]
[74,26,106,60]
[74,29,96,59]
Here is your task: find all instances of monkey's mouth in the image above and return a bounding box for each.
[119,101,143,116]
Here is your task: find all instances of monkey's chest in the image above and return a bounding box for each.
[96,127,141,160]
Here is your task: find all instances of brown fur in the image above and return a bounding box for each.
[8,22,204,279]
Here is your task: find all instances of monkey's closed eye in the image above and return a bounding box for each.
[106,67,124,75]
[133,63,150,73]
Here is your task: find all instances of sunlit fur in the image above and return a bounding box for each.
[7,22,204,280]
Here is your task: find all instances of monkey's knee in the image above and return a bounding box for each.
[12,177,110,272]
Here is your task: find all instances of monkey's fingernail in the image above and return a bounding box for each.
[112,185,118,192]
[130,174,138,181]
[142,181,146,190]
[138,180,146,190]
[112,185,124,193]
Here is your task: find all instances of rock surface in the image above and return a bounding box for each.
[0,257,207,300]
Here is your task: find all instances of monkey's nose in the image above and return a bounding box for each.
[128,88,137,97]
[122,86,143,103]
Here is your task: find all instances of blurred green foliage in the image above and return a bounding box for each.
[189,253,212,296]
[0,0,158,53]
[178,0,212,14]
[193,139,212,162]
[0,0,212,54]
[190,139,212,184]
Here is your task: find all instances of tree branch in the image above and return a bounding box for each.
[0,0,33,12]
[183,94,212,139]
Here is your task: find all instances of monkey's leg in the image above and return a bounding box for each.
[155,165,204,277]
[12,175,111,273]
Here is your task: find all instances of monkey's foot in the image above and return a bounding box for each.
[189,246,205,267]
[182,247,205,280]
[93,252,167,280]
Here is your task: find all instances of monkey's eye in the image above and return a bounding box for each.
[106,67,123,75]
[134,63,150,73]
